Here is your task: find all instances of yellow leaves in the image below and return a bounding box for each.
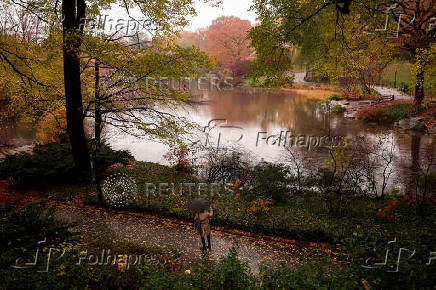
[116,254,128,272]
[56,264,66,276]
[36,109,68,144]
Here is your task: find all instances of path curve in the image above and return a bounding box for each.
[53,202,329,274]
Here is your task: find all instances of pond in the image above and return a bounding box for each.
[108,88,436,194]
[1,88,434,194]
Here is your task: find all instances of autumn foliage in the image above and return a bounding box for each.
[179,16,253,83]
[36,109,68,144]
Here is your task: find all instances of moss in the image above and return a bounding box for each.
[331,105,346,114]
[324,94,343,102]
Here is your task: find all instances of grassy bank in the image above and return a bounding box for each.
[1,142,436,288]
[357,100,414,124]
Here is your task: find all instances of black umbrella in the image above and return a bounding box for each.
[188,198,210,213]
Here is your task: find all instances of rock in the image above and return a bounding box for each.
[397,119,409,130]
[428,126,436,134]
[409,117,424,129]
[412,121,426,132]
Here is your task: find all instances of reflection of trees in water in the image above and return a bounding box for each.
[0,128,14,146]
[204,88,335,133]
[397,133,436,197]
[0,126,36,147]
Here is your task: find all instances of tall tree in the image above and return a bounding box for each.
[1,0,219,182]
[249,0,435,102]
[62,0,90,179]
[203,16,252,69]
[383,0,436,104]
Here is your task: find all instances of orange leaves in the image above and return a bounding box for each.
[362,278,370,290]
[36,109,68,144]
[231,179,242,192]
[248,197,274,214]
[377,211,386,219]
[377,198,401,221]
[179,16,253,69]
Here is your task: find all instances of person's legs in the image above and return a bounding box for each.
[207,235,211,250]
[200,236,206,251]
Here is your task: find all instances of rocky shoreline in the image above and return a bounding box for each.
[0,144,34,159]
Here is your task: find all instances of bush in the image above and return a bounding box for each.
[0,200,149,289]
[0,141,133,186]
[357,101,414,124]
[324,94,342,102]
[243,162,290,204]
[0,142,74,185]
[331,105,346,114]
[199,149,253,185]
[96,142,133,172]
[259,261,359,289]
[141,247,255,289]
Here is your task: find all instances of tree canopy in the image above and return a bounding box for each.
[249,0,435,101]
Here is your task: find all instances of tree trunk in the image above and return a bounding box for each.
[62,0,91,181]
[414,69,425,105]
[413,49,425,106]
[94,61,103,202]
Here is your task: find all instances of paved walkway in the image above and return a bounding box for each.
[373,86,411,100]
[293,71,412,100]
[54,202,329,274]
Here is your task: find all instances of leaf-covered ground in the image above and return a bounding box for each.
[53,201,331,274]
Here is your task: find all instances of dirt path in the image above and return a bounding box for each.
[53,202,329,274]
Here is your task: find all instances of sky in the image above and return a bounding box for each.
[106,0,256,34]
[186,0,257,31]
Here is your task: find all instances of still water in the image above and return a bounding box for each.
[108,88,435,193]
[1,88,434,193]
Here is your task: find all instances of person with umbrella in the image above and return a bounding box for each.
[189,198,213,252]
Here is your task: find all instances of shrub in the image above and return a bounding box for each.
[0,141,133,186]
[0,200,148,289]
[243,162,290,204]
[139,247,255,289]
[96,142,133,171]
[357,101,414,124]
[0,201,77,288]
[0,142,74,185]
[324,94,342,102]
[331,105,346,114]
[199,149,253,185]
[164,145,194,174]
[259,261,359,289]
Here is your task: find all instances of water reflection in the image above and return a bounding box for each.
[108,88,436,192]
[0,124,35,147]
